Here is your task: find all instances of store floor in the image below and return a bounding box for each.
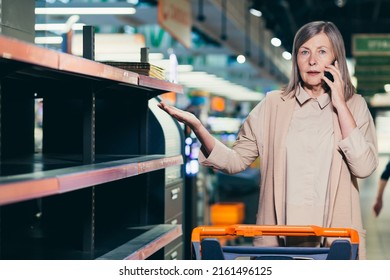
[360,154,390,260]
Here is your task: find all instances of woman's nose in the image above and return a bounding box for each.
[309,55,317,66]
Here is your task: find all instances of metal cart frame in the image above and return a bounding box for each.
[191,224,359,260]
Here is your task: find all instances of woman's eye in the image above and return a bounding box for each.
[300,50,309,55]
[319,49,326,54]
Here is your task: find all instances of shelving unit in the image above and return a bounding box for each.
[0,35,184,260]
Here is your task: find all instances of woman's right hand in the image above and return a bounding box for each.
[157,101,202,131]
[158,101,216,157]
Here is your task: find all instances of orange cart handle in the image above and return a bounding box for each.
[191,224,359,244]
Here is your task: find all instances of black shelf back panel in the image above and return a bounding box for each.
[1,78,35,158]
[43,95,84,155]
[95,91,148,155]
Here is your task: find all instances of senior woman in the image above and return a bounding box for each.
[158,21,378,259]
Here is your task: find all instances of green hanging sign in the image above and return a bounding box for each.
[353,34,390,56]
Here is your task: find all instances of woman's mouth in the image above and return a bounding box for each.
[307,71,320,76]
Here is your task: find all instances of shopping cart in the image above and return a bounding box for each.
[191,224,359,260]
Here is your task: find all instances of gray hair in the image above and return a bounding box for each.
[283,21,356,100]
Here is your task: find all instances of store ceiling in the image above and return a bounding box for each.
[133,0,390,58]
[129,0,390,95]
[252,0,390,58]
[36,0,390,96]
[35,0,292,96]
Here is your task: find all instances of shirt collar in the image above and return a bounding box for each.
[296,85,331,109]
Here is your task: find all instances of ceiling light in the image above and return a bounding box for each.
[178,72,264,101]
[35,23,85,31]
[249,8,262,17]
[335,0,347,8]
[282,51,292,60]
[35,36,63,45]
[271,37,282,47]
[35,7,136,15]
[177,65,194,72]
[35,15,83,32]
[237,55,246,64]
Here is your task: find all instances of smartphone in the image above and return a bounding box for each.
[324,71,334,82]
[324,60,336,82]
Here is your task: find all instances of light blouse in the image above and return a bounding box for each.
[285,88,334,227]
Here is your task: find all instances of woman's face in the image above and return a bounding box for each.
[297,32,335,89]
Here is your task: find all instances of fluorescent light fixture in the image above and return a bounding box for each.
[177,65,193,72]
[35,23,85,31]
[178,71,264,101]
[35,7,136,15]
[35,36,63,44]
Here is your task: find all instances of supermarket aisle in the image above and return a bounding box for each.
[360,154,390,259]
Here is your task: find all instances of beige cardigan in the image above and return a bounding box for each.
[199,90,378,259]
